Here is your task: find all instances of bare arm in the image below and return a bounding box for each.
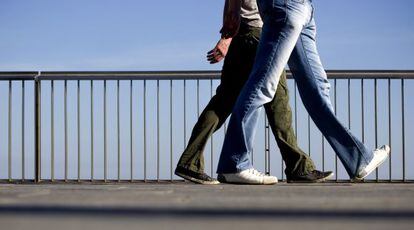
[207,0,241,64]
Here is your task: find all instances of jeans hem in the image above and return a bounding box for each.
[216,158,253,174]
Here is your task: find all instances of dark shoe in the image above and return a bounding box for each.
[287,170,334,183]
[175,166,220,185]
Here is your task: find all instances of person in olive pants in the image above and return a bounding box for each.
[175,24,331,184]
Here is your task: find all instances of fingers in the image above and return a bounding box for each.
[207,49,215,55]
[214,56,224,64]
[206,48,225,64]
[208,55,223,64]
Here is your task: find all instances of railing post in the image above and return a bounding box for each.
[34,72,41,183]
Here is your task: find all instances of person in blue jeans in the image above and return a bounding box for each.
[216,0,390,184]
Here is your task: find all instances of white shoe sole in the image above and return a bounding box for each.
[218,174,278,185]
[354,146,390,181]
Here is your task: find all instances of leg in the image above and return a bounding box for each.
[217,0,388,180]
[177,29,261,173]
[263,72,316,176]
[288,16,373,177]
[217,0,309,174]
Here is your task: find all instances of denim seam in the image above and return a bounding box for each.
[298,33,371,169]
[283,0,288,24]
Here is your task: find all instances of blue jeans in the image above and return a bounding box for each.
[217,0,373,178]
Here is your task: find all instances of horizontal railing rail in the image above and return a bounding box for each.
[0,71,412,183]
[2,70,414,80]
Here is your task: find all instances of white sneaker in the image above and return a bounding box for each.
[355,145,390,180]
[218,168,278,185]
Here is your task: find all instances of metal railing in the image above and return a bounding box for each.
[0,71,413,183]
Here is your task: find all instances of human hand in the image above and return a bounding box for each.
[207,38,233,64]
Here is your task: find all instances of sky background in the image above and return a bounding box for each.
[0,0,413,181]
[0,0,413,71]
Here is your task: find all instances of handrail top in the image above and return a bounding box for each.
[1,70,414,80]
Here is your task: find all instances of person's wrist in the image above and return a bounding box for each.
[221,32,235,39]
[221,37,232,44]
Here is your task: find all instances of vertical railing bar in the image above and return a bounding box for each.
[143,80,147,182]
[22,80,25,181]
[251,142,254,166]
[157,79,160,182]
[334,79,338,181]
[64,80,68,182]
[117,80,121,182]
[90,80,94,181]
[34,74,41,183]
[401,79,405,182]
[197,79,200,118]
[374,79,378,181]
[322,137,325,173]
[348,79,351,180]
[321,76,325,173]
[250,106,253,165]
[348,79,351,129]
[77,80,81,182]
[210,79,214,178]
[268,121,271,174]
[306,68,311,158]
[388,79,392,182]
[51,80,55,182]
[265,116,270,175]
[267,118,271,174]
[294,82,298,137]
[264,115,268,174]
[361,79,365,182]
[8,80,12,182]
[308,115,311,157]
[103,80,107,182]
[361,79,365,143]
[184,80,187,146]
[130,80,133,182]
[170,80,173,181]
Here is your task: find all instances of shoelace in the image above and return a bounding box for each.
[311,170,324,177]
[248,168,266,177]
[200,173,214,181]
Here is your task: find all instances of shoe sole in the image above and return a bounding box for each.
[175,172,220,185]
[287,172,334,183]
[353,151,390,181]
[217,175,278,185]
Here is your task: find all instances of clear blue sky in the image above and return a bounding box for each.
[0,0,413,71]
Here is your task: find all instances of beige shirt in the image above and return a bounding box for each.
[241,0,263,28]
